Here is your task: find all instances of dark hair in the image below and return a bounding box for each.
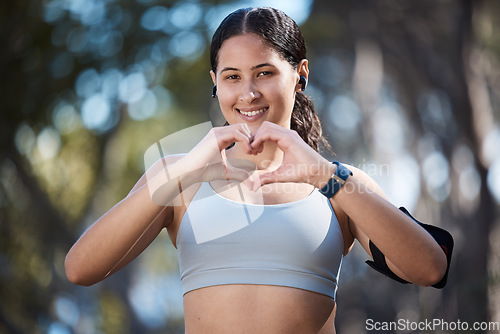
[210,7,332,153]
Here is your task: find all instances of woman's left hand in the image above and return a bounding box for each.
[249,121,333,190]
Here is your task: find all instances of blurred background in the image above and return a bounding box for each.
[1,0,499,333]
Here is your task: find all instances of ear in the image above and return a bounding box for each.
[210,70,217,85]
[296,59,309,92]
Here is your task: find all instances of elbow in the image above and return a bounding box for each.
[419,269,445,287]
[66,271,93,287]
[64,254,97,287]
[426,264,448,287]
[417,252,448,287]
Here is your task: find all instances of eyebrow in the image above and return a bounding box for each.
[219,63,276,73]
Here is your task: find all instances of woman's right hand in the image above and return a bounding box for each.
[147,123,256,206]
[65,124,257,286]
[179,123,256,185]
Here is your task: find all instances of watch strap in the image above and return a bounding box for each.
[318,161,352,198]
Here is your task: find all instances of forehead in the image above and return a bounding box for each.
[217,33,288,71]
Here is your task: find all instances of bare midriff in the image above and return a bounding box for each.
[183,284,336,334]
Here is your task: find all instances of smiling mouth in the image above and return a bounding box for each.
[237,108,268,116]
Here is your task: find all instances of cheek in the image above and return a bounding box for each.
[268,82,297,108]
[216,90,238,119]
[263,79,295,99]
[216,88,235,106]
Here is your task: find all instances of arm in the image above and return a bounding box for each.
[320,165,448,286]
[251,122,448,286]
[65,155,189,286]
[65,124,255,286]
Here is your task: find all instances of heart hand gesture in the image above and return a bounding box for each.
[249,121,333,190]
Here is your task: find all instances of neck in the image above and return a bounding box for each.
[226,141,283,172]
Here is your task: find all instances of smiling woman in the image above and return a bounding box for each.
[211,33,302,130]
[65,7,451,334]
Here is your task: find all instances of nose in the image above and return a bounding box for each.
[239,81,261,103]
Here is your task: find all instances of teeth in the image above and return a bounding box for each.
[239,108,266,116]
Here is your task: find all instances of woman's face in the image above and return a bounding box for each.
[211,33,308,132]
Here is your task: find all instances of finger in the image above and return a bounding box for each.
[235,131,254,154]
[230,124,254,148]
[222,157,257,184]
[227,168,255,189]
[221,163,256,191]
[252,172,281,192]
[238,124,255,153]
[226,158,257,172]
[253,168,291,192]
[240,123,252,138]
[202,162,253,185]
[234,123,253,141]
[251,128,291,153]
[252,174,262,192]
[220,129,253,154]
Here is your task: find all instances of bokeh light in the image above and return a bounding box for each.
[4,0,500,333]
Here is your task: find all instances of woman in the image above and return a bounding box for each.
[65,7,449,333]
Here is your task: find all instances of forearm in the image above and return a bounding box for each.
[314,163,447,285]
[340,178,446,284]
[65,184,166,285]
[65,157,196,285]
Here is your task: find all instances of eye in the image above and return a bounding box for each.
[258,71,272,77]
[226,74,240,80]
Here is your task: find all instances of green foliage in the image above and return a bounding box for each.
[1,0,499,333]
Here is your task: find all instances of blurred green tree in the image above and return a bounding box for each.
[302,0,500,331]
[1,0,499,333]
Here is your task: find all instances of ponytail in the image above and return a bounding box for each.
[291,93,333,154]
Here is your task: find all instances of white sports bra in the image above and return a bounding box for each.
[176,182,344,299]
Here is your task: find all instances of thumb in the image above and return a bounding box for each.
[253,170,284,192]
[225,165,256,190]
[225,165,251,182]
